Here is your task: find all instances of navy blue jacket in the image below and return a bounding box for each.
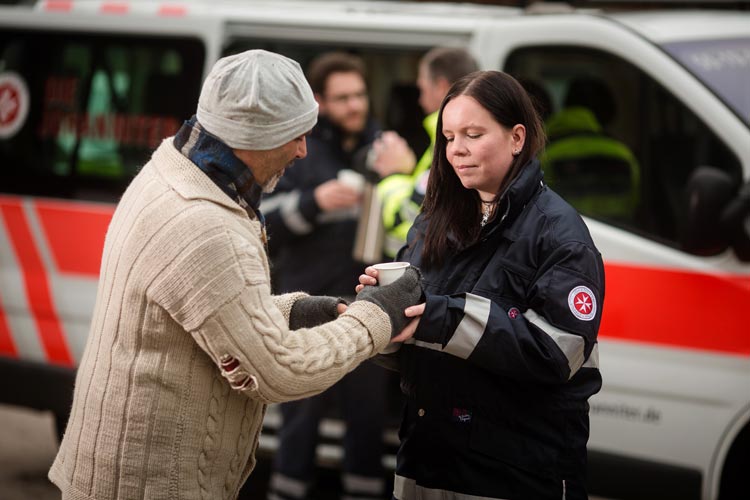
[262,116,379,296]
[391,159,604,500]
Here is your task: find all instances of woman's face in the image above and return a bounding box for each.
[442,95,524,201]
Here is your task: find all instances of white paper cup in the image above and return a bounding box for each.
[337,169,365,193]
[373,261,410,286]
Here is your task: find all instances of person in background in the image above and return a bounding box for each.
[262,51,391,500]
[48,49,423,500]
[542,76,640,222]
[371,47,478,258]
[358,70,604,500]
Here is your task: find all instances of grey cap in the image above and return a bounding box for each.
[196,50,318,150]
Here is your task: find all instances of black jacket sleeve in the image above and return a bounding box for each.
[412,241,604,385]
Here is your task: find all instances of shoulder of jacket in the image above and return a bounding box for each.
[531,190,598,252]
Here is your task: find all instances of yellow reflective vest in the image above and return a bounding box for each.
[377,111,437,258]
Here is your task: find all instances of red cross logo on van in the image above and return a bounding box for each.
[568,285,596,321]
[0,82,19,126]
[0,72,29,139]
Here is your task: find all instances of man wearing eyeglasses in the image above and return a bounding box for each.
[262,51,389,500]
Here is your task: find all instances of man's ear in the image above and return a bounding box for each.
[436,77,452,99]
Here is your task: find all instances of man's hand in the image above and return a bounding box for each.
[370,131,416,177]
[314,179,362,212]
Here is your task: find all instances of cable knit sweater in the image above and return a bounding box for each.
[49,138,391,500]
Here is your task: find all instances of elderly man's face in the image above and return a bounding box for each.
[234,133,309,192]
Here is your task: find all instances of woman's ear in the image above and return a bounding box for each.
[511,124,526,152]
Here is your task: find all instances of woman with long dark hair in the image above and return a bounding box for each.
[358,70,605,499]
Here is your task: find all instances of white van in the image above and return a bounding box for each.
[0,1,748,499]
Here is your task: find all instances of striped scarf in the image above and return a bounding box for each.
[173,116,267,244]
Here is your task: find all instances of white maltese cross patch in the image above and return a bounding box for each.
[568,285,596,321]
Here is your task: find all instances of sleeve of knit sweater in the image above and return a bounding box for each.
[149,224,392,404]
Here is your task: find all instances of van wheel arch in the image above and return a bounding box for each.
[718,422,750,500]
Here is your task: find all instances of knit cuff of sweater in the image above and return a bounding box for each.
[342,301,391,352]
[274,292,309,324]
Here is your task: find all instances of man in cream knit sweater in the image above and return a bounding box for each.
[49,50,423,500]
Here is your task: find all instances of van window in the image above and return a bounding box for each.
[223,40,431,158]
[0,30,204,202]
[506,47,743,253]
[662,37,750,127]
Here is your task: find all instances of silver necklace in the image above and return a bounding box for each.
[480,201,493,227]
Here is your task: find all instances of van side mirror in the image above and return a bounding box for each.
[721,181,750,261]
[681,166,750,261]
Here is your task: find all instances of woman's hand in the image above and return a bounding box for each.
[355,266,379,293]
[391,303,425,343]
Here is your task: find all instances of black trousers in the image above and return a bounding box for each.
[270,361,389,499]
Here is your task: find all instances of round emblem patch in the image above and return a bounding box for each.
[567,285,596,321]
[507,307,520,319]
[0,72,30,139]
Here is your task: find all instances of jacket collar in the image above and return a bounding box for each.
[151,138,249,217]
[423,111,439,143]
[172,116,265,223]
[486,158,544,233]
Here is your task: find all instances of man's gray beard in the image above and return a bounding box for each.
[262,171,284,193]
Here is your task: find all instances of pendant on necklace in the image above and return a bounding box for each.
[480,203,491,227]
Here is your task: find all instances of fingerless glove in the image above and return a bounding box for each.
[289,296,347,329]
[355,266,423,336]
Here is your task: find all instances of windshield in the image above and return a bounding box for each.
[661,37,750,127]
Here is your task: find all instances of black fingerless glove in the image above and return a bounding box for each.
[355,266,423,336]
[289,296,347,329]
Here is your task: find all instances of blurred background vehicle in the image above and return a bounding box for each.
[0,1,748,499]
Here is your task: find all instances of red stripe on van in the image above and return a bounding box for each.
[43,0,73,11]
[0,295,17,358]
[158,4,187,16]
[600,263,750,356]
[100,2,129,14]
[0,201,73,366]
[34,201,114,277]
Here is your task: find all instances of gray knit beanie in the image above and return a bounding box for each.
[196,50,318,150]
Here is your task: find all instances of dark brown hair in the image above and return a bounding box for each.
[306,51,367,96]
[420,70,545,268]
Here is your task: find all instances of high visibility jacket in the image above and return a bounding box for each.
[390,160,604,499]
[377,111,437,258]
[542,106,640,221]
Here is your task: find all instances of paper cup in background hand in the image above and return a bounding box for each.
[337,169,365,194]
[373,261,410,286]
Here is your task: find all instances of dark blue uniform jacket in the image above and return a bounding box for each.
[391,159,605,500]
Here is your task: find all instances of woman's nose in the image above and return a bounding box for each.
[452,137,469,155]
